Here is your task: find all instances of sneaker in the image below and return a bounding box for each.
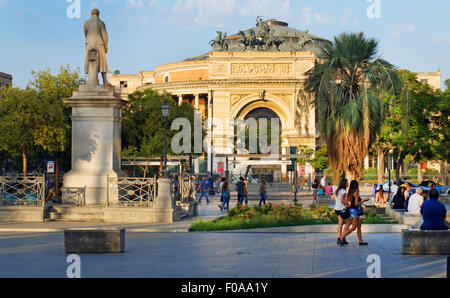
[343,238,349,245]
[218,204,223,211]
[359,242,368,246]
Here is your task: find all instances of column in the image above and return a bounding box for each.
[194,94,200,110]
[178,94,183,106]
[281,147,287,182]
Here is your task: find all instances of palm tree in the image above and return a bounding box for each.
[305,32,398,184]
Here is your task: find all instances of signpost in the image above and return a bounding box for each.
[387,152,393,200]
[47,161,55,174]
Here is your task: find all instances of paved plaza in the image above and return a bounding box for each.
[0,198,447,278]
[0,231,447,278]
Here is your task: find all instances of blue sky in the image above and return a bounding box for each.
[0,0,449,89]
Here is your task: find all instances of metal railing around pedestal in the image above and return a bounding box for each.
[62,186,86,206]
[178,175,196,203]
[107,176,157,208]
[0,176,45,207]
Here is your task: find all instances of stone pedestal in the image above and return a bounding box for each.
[402,229,450,255]
[63,85,128,206]
[64,228,125,253]
[155,178,174,210]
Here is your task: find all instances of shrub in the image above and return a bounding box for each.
[364,168,378,175]
[189,202,393,231]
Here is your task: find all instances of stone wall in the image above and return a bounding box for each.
[0,207,44,222]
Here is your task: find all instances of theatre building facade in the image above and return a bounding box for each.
[110,19,324,179]
[110,18,440,179]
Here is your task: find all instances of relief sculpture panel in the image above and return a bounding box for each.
[231,63,293,76]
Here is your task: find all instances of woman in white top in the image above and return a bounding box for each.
[332,178,351,245]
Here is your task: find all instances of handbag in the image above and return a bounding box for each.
[357,205,365,216]
[339,208,350,219]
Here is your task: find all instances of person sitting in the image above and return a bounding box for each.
[392,187,406,210]
[420,189,448,230]
[407,187,424,215]
[375,185,385,207]
[312,178,319,203]
[325,184,333,196]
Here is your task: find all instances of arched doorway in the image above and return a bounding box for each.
[234,107,284,182]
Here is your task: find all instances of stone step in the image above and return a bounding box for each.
[46,205,105,222]
[48,212,104,222]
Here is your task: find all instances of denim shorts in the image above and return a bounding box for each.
[349,208,360,218]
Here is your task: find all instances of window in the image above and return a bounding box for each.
[164,75,170,83]
[420,79,428,84]
[120,81,128,88]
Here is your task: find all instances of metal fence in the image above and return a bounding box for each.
[178,175,196,202]
[0,176,45,206]
[62,186,86,206]
[107,176,157,207]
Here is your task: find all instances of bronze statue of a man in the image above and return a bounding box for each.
[84,9,110,86]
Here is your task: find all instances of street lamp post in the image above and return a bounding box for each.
[155,100,174,211]
[160,100,170,178]
[209,90,215,195]
[387,149,393,200]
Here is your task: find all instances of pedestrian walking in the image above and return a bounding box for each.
[219,180,230,211]
[217,177,225,209]
[198,176,210,204]
[339,180,370,246]
[259,178,267,206]
[235,177,246,205]
[332,178,350,245]
[243,177,249,206]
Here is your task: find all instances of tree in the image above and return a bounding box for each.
[307,145,329,172]
[121,89,197,176]
[305,32,397,184]
[432,79,450,163]
[375,70,444,182]
[0,87,41,176]
[28,65,85,198]
[444,79,450,91]
[431,79,450,183]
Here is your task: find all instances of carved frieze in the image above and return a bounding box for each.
[231,63,293,76]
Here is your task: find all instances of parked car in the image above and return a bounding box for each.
[377,179,417,196]
[417,180,450,195]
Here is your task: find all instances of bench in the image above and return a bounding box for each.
[385,206,423,227]
[64,228,125,253]
[401,229,450,255]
